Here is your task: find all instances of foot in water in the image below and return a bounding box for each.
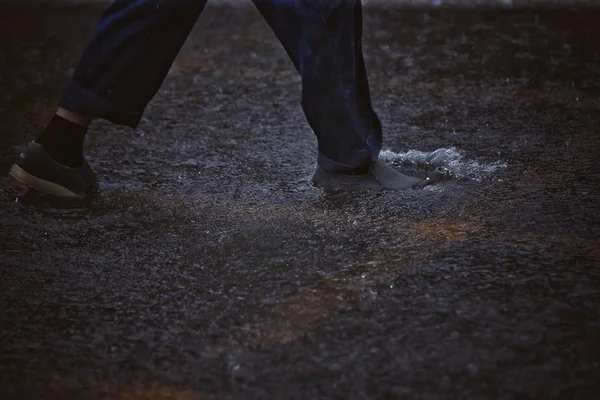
[311,159,428,191]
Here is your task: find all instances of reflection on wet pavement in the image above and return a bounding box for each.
[1,1,600,399]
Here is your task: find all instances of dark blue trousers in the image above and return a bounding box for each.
[60,0,382,173]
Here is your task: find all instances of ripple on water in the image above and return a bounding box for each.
[380,147,507,182]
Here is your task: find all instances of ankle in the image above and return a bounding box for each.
[56,107,92,127]
[36,114,88,168]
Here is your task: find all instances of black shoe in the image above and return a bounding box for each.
[8,142,99,198]
[311,159,427,191]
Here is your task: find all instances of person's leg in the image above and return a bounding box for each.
[253,0,424,190]
[10,0,207,197]
[61,0,208,127]
[252,0,381,174]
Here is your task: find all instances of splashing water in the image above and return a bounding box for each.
[379,147,506,182]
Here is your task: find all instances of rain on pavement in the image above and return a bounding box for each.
[1,0,599,398]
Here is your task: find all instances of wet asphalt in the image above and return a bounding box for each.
[1,1,600,399]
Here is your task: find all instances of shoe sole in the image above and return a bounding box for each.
[9,164,82,199]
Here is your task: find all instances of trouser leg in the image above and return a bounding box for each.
[60,0,208,128]
[253,0,382,173]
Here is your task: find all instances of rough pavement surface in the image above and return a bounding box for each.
[1,1,599,399]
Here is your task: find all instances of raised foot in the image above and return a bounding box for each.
[8,142,99,199]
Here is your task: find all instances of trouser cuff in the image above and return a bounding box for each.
[317,132,382,174]
[60,80,143,128]
[317,148,374,174]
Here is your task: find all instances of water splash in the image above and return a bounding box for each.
[379,147,506,182]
